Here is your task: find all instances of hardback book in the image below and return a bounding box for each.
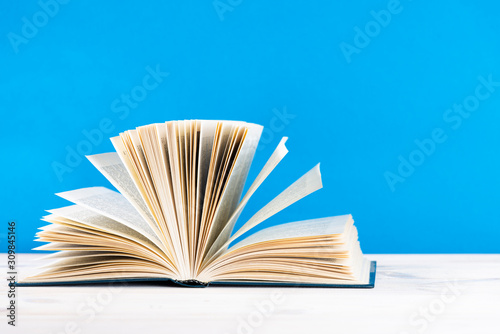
[19,120,375,288]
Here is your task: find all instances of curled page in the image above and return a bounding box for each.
[203,137,289,261]
[228,215,353,251]
[231,163,323,242]
[110,135,163,234]
[46,204,160,252]
[206,163,323,263]
[86,153,156,229]
[198,123,263,258]
[55,187,167,254]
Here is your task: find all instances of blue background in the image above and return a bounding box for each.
[2,0,500,253]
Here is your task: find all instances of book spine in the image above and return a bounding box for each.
[172,279,210,288]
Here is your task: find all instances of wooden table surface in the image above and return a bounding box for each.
[1,254,499,334]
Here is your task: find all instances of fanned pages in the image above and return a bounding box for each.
[20,120,375,288]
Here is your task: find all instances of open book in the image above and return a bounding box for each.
[20,120,375,287]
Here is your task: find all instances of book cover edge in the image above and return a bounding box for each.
[16,261,376,288]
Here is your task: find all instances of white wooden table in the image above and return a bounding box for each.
[1,254,499,334]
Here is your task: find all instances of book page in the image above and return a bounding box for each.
[227,215,353,251]
[86,153,156,228]
[139,123,186,274]
[110,135,165,237]
[154,122,186,266]
[163,121,190,278]
[35,215,177,275]
[46,204,163,254]
[112,132,183,272]
[195,121,218,234]
[204,137,289,260]
[229,163,323,243]
[195,122,235,265]
[197,216,369,284]
[198,123,263,261]
[204,163,323,263]
[55,187,167,254]
[204,125,246,237]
